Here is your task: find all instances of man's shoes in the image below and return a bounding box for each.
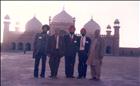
[89,78,94,80]
[40,75,45,78]
[82,76,86,79]
[48,75,53,78]
[52,76,57,79]
[66,76,70,78]
[89,77,100,81]
[40,76,45,78]
[77,76,86,79]
[94,78,100,81]
[34,76,38,79]
[66,76,75,78]
[49,75,57,79]
[77,76,82,79]
[70,76,75,78]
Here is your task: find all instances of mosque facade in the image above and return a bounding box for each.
[1,10,140,56]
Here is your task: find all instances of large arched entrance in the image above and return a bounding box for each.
[106,46,112,54]
[25,43,31,51]
[18,42,23,50]
[11,42,16,50]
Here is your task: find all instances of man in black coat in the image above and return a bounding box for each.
[48,29,65,79]
[77,28,91,79]
[33,24,50,78]
[63,25,78,78]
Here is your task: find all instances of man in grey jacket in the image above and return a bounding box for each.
[33,24,50,78]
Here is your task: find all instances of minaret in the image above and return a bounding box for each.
[2,14,11,51]
[114,19,120,38]
[106,25,111,36]
[3,14,10,43]
[113,19,120,56]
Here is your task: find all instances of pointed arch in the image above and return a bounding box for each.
[106,46,112,54]
[11,42,16,50]
[18,42,23,50]
[25,43,31,51]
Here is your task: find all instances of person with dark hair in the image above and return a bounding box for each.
[77,28,91,79]
[48,29,65,79]
[33,24,50,78]
[86,29,104,81]
[63,25,78,78]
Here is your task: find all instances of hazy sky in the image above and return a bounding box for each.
[1,1,140,48]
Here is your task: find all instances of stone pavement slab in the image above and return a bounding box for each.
[1,52,140,86]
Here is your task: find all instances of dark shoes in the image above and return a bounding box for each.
[34,75,45,78]
[40,74,45,78]
[89,77,100,81]
[77,76,82,79]
[49,75,57,79]
[77,76,86,79]
[40,76,45,78]
[70,76,75,78]
[34,76,38,79]
[49,75,53,78]
[66,76,75,78]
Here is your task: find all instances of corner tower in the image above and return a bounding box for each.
[113,19,120,56]
[3,15,10,43]
[2,15,11,51]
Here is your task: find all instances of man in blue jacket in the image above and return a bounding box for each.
[63,25,78,78]
[77,28,91,79]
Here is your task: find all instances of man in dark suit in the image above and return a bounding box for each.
[48,29,65,79]
[63,25,78,78]
[33,24,50,78]
[77,28,91,79]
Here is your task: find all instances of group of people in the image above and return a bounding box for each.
[32,24,104,81]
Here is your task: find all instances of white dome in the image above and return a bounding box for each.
[84,19,100,35]
[26,17,42,32]
[52,10,73,24]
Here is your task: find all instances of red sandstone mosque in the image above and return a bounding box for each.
[1,9,140,56]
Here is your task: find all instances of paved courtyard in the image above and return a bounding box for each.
[1,52,140,86]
